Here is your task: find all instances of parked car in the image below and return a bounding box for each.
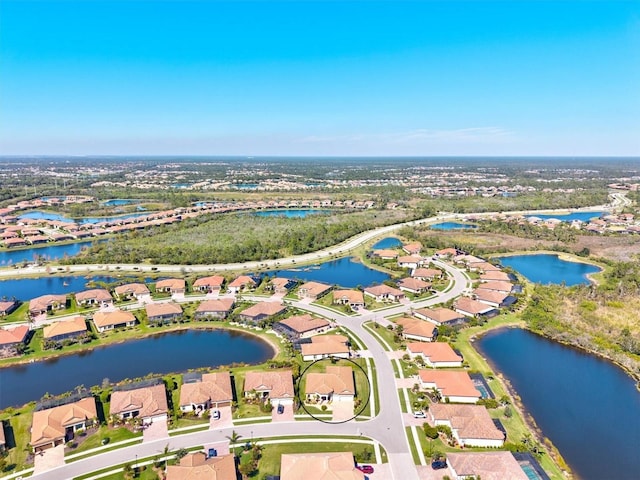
[356,465,374,474]
[431,460,447,470]
[211,409,220,420]
[277,404,285,414]
[413,410,426,418]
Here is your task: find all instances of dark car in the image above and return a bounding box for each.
[431,460,447,470]
[277,404,285,414]
[356,465,374,474]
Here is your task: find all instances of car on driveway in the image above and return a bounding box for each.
[277,404,285,414]
[356,465,374,474]
[431,460,447,470]
[413,410,426,418]
[211,409,220,420]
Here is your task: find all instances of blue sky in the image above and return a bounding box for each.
[1,0,638,156]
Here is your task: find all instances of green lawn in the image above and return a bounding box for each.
[68,425,138,456]
[0,403,35,473]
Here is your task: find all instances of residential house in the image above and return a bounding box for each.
[192,275,225,293]
[280,452,364,480]
[145,302,183,324]
[446,452,528,480]
[166,452,236,480]
[413,307,467,326]
[476,280,514,293]
[30,397,97,452]
[397,277,431,295]
[435,247,463,258]
[43,316,88,343]
[109,383,169,424]
[75,289,113,308]
[394,317,437,342]
[179,372,233,413]
[92,309,137,333]
[195,298,235,320]
[0,324,29,358]
[480,271,513,282]
[297,281,332,300]
[243,370,295,406]
[364,285,405,303]
[402,242,422,255]
[0,300,18,316]
[305,366,355,403]
[418,370,482,403]
[429,404,505,447]
[155,278,186,295]
[270,277,296,295]
[227,275,256,294]
[29,294,67,316]
[274,314,331,340]
[412,268,443,281]
[397,255,424,270]
[301,335,350,361]
[371,249,399,260]
[474,261,502,273]
[473,288,517,308]
[332,289,365,310]
[237,301,286,323]
[406,342,463,368]
[454,297,499,318]
[114,283,150,301]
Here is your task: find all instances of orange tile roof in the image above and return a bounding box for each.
[114,283,150,296]
[193,275,225,288]
[447,452,528,480]
[244,370,294,398]
[332,289,364,304]
[406,342,463,363]
[394,317,437,340]
[478,280,513,292]
[414,307,463,324]
[480,271,511,282]
[145,302,183,318]
[179,372,233,406]
[278,314,330,334]
[156,278,186,291]
[0,325,29,346]
[454,297,494,315]
[109,384,168,419]
[418,370,481,398]
[473,289,510,304]
[42,316,87,339]
[75,288,113,303]
[280,452,364,480]
[195,298,235,314]
[305,366,355,396]
[92,309,136,329]
[412,268,442,279]
[29,294,67,313]
[398,277,431,290]
[298,281,332,297]
[301,339,350,357]
[31,397,97,448]
[166,452,236,480]
[364,284,404,297]
[430,404,504,441]
[239,301,286,319]
[228,275,256,288]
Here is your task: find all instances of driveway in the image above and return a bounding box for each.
[209,406,234,430]
[366,463,392,480]
[33,445,65,474]
[272,403,295,422]
[332,401,355,423]
[143,418,168,442]
[416,465,452,480]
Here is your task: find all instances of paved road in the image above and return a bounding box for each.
[27,257,471,480]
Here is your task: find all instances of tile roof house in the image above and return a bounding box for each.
[300,335,350,361]
[274,314,331,340]
[92,309,137,333]
[476,280,514,293]
[395,317,437,342]
[402,242,422,255]
[165,452,236,480]
[297,281,333,300]
[75,288,113,308]
[192,275,225,293]
[280,452,364,480]
[332,289,365,310]
[270,277,296,295]
[195,298,235,320]
[237,301,286,323]
[145,302,183,324]
[31,397,97,452]
[43,316,88,342]
[227,275,256,294]
[29,294,67,316]
[0,325,30,358]
[473,288,517,308]
[372,249,399,260]
[109,383,169,424]
[446,452,528,480]
[0,300,18,316]
[114,283,151,301]
[412,267,443,280]
[305,366,355,403]
[435,247,462,258]
[364,284,405,303]
[397,277,432,294]
[397,255,425,270]
[480,271,513,282]
[418,370,481,403]
[406,342,463,368]
[429,404,505,447]
[179,372,234,413]
[413,307,467,326]
[454,297,499,318]
[155,278,186,294]
[243,370,295,406]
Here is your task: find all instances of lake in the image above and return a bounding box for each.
[371,237,402,249]
[526,211,605,222]
[497,254,600,286]
[477,328,640,480]
[19,210,149,224]
[267,257,390,288]
[101,199,141,206]
[254,209,331,218]
[430,222,477,230]
[0,241,95,266]
[0,275,124,301]
[0,329,274,408]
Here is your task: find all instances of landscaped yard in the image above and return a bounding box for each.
[0,403,35,473]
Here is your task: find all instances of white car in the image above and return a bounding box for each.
[211,409,221,420]
[413,410,426,418]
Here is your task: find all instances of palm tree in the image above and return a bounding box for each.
[226,430,242,458]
